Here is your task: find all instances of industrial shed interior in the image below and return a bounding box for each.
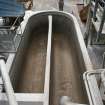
[0,0,105,105]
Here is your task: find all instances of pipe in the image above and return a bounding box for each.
[0,57,18,105]
[44,15,52,105]
[83,70,104,105]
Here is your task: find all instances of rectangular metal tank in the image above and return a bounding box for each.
[0,11,93,105]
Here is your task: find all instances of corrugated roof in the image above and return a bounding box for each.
[0,0,25,17]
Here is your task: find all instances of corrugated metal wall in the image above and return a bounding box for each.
[0,0,25,17]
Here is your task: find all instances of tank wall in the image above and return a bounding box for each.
[9,20,33,90]
[52,14,88,73]
[70,24,88,102]
[0,11,91,105]
[10,12,88,91]
[9,14,49,90]
[7,12,89,104]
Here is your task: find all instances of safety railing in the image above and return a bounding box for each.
[85,0,105,46]
[0,17,23,53]
[83,69,105,105]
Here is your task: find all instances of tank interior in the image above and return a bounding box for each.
[8,14,88,105]
[1,0,105,105]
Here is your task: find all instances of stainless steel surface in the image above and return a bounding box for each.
[0,26,22,53]
[0,29,16,52]
[85,0,105,45]
[60,96,87,105]
[87,45,105,69]
[83,70,104,105]
[12,11,88,104]
[0,11,92,105]
[0,58,18,105]
[44,15,52,105]
[49,32,87,105]
[15,29,47,93]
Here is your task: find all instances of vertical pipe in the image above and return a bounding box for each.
[44,15,52,105]
[0,59,18,105]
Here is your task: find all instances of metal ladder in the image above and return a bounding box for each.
[0,56,18,105]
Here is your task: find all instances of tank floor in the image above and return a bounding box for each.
[16,32,47,93]
[15,31,87,104]
[50,33,87,105]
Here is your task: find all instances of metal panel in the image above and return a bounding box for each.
[0,0,25,17]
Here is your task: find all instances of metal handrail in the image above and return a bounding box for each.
[0,57,18,105]
[85,0,105,46]
[83,70,104,105]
